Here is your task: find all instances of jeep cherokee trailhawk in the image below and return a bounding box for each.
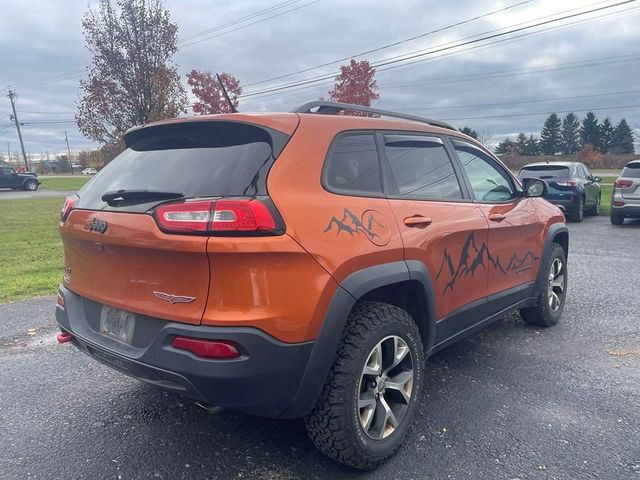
[56,101,569,469]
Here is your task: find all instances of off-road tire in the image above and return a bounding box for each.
[520,243,567,327]
[568,197,584,222]
[23,180,38,191]
[305,301,424,470]
[610,214,624,225]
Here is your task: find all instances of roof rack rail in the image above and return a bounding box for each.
[292,100,456,131]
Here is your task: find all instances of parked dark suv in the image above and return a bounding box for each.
[518,161,601,222]
[0,165,40,191]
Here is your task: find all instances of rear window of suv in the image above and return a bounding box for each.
[76,121,290,212]
[621,163,640,178]
[519,165,570,179]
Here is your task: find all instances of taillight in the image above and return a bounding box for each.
[613,201,626,207]
[614,179,633,188]
[154,198,280,235]
[60,195,77,222]
[172,336,241,359]
[555,180,577,187]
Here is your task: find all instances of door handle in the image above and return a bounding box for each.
[488,213,506,222]
[403,216,432,227]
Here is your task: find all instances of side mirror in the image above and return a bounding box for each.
[593,176,602,183]
[522,178,548,198]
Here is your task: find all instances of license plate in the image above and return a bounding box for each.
[99,306,135,344]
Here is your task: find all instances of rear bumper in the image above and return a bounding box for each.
[56,285,314,418]
[610,196,640,217]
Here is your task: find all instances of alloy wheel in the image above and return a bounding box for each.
[358,335,414,440]
[547,257,565,312]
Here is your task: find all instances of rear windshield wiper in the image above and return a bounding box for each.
[101,189,184,206]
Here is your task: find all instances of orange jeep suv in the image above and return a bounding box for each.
[56,101,568,469]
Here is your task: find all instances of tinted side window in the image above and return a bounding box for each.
[0,167,13,176]
[324,134,382,195]
[453,140,515,202]
[384,135,462,200]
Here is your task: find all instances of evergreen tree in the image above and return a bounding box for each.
[610,119,635,154]
[599,117,614,153]
[460,127,479,140]
[539,113,562,155]
[495,138,515,155]
[515,132,528,154]
[579,111,600,149]
[524,135,541,155]
[560,112,580,154]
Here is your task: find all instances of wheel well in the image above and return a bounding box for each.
[553,231,569,256]
[358,280,430,346]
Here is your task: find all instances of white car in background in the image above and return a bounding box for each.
[81,168,98,175]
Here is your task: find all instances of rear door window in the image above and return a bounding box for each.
[383,134,462,200]
[323,134,382,195]
[76,121,290,212]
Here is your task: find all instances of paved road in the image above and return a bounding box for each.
[0,188,76,200]
[1,217,639,480]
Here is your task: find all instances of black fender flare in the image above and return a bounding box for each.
[532,223,569,299]
[282,260,436,418]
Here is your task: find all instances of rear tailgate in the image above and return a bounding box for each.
[519,165,573,199]
[61,210,208,324]
[59,117,297,325]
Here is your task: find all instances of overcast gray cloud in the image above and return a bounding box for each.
[1,0,639,157]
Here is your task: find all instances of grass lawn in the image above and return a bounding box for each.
[39,176,90,191]
[600,183,613,215]
[0,197,64,302]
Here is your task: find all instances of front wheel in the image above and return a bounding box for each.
[23,180,38,191]
[305,302,424,470]
[520,243,567,327]
[587,195,600,216]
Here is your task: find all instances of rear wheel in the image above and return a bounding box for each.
[520,243,567,327]
[610,213,624,225]
[23,180,38,191]
[568,197,584,222]
[587,195,600,216]
[305,302,424,470]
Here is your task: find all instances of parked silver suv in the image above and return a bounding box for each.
[611,160,640,225]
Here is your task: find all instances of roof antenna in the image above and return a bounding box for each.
[216,73,238,113]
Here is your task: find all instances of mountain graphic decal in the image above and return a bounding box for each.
[435,232,539,296]
[323,208,383,241]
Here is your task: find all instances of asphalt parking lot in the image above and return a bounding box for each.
[1,216,639,480]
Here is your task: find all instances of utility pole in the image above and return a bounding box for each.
[7,89,29,172]
[64,131,74,175]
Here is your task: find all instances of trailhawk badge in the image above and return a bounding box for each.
[153,291,197,304]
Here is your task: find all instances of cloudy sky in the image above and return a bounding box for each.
[1,0,639,158]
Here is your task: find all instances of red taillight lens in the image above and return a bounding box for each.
[555,180,577,187]
[614,179,633,188]
[172,336,241,359]
[613,201,626,207]
[60,196,77,222]
[154,198,278,234]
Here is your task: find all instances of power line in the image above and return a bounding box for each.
[178,0,326,48]
[403,89,640,112]
[239,4,640,108]
[237,0,639,99]
[243,0,534,88]
[441,104,640,121]
[179,0,303,43]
